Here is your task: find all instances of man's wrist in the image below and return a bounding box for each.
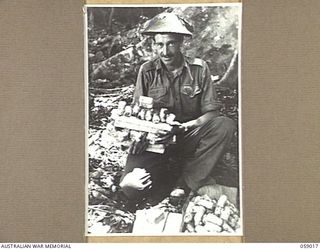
[183,120,197,130]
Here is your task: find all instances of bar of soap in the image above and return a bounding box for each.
[139,96,153,109]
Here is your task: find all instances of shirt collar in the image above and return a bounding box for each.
[155,54,194,81]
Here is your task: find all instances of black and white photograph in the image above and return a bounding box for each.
[85,3,242,235]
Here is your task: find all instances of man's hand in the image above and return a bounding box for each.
[154,122,189,141]
[129,132,148,155]
[120,168,152,190]
[167,123,190,135]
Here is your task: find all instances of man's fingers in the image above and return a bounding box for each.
[139,173,151,182]
[157,129,170,135]
[155,134,171,140]
[137,180,152,190]
[154,134,171,143]
[132,169,150,179]
[143,180,152,188]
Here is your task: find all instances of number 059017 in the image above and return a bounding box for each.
[300,244,319,248]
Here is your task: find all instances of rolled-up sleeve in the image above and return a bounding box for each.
[200,63,222,114]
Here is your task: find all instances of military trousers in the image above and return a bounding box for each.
[121,116,236,200]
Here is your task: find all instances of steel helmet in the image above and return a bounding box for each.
[141,12,193,37]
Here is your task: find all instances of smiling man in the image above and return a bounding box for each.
[120,13,236,202]
[153,33,183,70]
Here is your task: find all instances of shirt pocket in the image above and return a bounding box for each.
[180,84,202,98]
[148,87,169,107]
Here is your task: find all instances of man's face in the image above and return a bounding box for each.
[154,33,183,68]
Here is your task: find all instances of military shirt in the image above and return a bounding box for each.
[133,55,221,122]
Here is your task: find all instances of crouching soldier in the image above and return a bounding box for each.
[119,13,236,201]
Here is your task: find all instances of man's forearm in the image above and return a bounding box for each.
[182,110,219,130]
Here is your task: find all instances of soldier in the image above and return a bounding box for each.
[119,13,236,201]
